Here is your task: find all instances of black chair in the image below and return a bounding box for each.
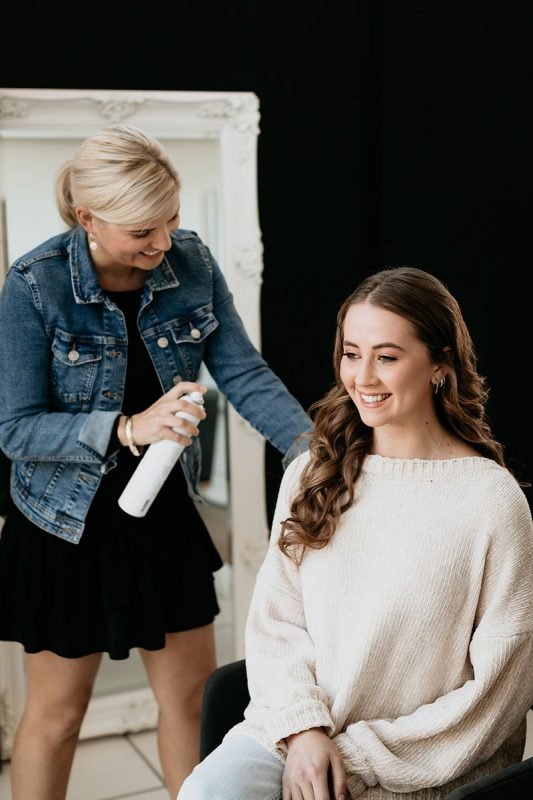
[199,660,533,798]
[446,756,533,798]
[199,658,249,760]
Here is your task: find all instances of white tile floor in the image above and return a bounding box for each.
[0,728,168,800]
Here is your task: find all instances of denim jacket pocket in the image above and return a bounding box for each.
[169,305,219,345]
[165,306,219,378]
[51,330,103,409]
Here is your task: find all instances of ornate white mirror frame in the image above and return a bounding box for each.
[0,88,270,753]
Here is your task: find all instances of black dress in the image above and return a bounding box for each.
[0,288,222,659]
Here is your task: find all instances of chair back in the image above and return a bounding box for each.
[200,659,250,760]
[446,756,533,798]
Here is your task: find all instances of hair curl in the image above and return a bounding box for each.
[279,266,514,564]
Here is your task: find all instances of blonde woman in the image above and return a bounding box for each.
[0,124,312,799]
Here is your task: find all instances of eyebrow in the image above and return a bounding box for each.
[343,340,407,352]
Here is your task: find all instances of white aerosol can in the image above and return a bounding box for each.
[118,391,205,518]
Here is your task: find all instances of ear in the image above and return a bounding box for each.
[441,346,454,372]
[75,206,93,231]
[432,347,453,380]
[431,365,444,383]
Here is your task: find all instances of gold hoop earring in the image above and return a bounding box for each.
[89,232,98,251]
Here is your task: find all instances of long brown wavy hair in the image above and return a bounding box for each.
[279,266,511,564]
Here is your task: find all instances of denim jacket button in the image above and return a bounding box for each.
[157,336,169,348]
[190,328,201,339]
[68,349,80,362]
[172,375,182,385]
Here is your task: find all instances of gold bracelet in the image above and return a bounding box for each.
[124,415,143,457]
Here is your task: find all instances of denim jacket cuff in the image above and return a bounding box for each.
[79,411,123,459]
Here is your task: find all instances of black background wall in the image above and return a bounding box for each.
[2,0,531,515]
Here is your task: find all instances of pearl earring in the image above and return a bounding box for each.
[89,232,98,251]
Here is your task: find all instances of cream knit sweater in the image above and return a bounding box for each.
[229,453,533,798]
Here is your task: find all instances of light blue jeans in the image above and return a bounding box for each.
[178,734,284,800]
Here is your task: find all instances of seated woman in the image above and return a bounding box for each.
[178,266,533,800]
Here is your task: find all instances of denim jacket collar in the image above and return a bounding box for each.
[69,225,180,305]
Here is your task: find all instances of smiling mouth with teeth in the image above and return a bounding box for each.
[141,250,160,256]
[360,393,391,404]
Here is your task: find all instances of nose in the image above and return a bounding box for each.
[151,227,172,252]
[355,357,378,387]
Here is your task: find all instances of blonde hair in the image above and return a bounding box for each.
[55,124,181,228]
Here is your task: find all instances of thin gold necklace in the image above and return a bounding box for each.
[430,436,445,460]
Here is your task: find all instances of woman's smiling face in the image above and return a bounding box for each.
[339,300,441,432]
[90,205,181,272]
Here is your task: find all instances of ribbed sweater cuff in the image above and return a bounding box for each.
[334,732,377,788]
[264,700,334,744]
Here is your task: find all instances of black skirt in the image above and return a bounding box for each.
[0,450,223,660]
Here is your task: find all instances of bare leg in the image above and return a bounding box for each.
[10,650,102,800]
[140,624,217,798]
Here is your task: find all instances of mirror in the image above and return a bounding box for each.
[0,88,270,751]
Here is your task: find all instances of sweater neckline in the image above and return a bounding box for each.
[362,453,498,479]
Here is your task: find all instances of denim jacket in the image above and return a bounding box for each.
[0,226,312,542]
